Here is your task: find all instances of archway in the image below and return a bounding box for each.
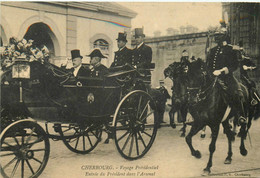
[0,25,8,46]
[23,23,55,57]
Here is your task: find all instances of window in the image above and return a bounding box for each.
[93,39,109,56]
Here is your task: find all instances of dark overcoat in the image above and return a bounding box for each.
[111,47,132,67]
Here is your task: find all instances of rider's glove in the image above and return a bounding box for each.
[243,65,256,70]
[213,67,229,76]
[213,70,222,76]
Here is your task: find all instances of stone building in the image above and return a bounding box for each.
[222,2,260,80]
[0,2,136,66]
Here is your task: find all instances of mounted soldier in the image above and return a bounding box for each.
[110,32,132,67]
[237,41,259,106]
[132,28,153,85]
[206,21,246,125]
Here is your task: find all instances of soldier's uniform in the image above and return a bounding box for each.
[86,49,108,78]
[132,28,152,83]
[111,47,132,67]
[239,55,259,105]
[89,63,108,77]
[206,33,246,122]
[111,32,132,67]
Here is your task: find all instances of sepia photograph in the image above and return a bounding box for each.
[0,1,260,177]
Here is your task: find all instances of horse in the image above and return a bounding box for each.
[182,59,258,175]
[164,62,189,136]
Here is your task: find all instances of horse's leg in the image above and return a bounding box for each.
[200,126,206,138]
[180,107,188,137]
[169,107,176,128]
[203,125,220,175]
[233,115,238,134]
[180,122,186,137]
[185,121,205,158]
[239,124,248,156]
[222,119,235,164]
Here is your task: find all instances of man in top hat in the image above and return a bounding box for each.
[132,28,153,83]
[206,21,246,125]
[87,49,109,77]
[62,49,90,77]
[110,32,132,67]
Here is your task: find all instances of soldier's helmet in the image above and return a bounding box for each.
[214,20,229,43]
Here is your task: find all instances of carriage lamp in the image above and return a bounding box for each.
[12,59,30,79]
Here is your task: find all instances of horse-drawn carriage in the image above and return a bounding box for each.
[0,57,158,178]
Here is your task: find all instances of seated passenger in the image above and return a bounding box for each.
[61,49,90,77]
[86,49,109,77]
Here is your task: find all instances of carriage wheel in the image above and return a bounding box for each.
[59,123,102,154]
[0,119,50,178]
[113,90,158,160]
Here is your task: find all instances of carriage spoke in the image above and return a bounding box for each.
[83,135,86,151]
[143,131,152,138]
[1,145,14,152]
[74,137,80,149]
[25,136,44,147]
[117,131,129,142]
[26,159,35,174]
[136,96,143,118]
[122,133,132,152]
[1,152,16,157]
[140,111,154,122]
[86,134,93,147]
[134,133,139,156]
[137,131,146,148]
[128,134,134,157]
[3,157,17,170]
[90,130,99,139]
[21,159,24,178]
[139,101,150,120]
[32,157,42,164]
[13,136,20,146]
[30,148,46,153]
[10,159,20,178]
[3,141,14,148]
[22,134,25,145]
[62,128,72,133]
[25,127,36,144]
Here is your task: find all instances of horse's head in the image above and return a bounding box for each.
[164,62,183,80]
[164,62,188,104]
[186,58,207,104]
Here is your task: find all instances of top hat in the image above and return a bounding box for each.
[71,49,83,59]
[87,49,107,58]
[116,32,127,42]
[134,28,145,38]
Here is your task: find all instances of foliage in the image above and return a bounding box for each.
[0,37,49,70]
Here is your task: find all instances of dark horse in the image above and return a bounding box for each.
[164,62,188,136]
[182,59,258,175]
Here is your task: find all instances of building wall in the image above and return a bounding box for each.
[141,33,208,88]
[222,2,260,83]
[0,2,135,67]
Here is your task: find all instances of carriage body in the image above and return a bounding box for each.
[0,59,158,178]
